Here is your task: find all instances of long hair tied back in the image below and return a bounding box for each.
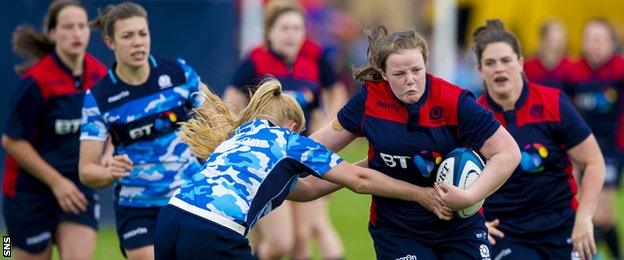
[180,78,305,158]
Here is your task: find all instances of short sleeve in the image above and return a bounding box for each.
[336,86,366,136]
[457,91,501,150]
[558,92,592,148]
[177,58,203,108]
[286,133,343,177]
[3,77,45,140]
[80,89,109,142]
[229,57,256,92]
[319,49,339,88]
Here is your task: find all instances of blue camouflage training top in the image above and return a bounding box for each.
[171,119,343,232]
[80,56,202,207]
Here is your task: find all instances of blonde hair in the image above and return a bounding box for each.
[354,23,429,81]
[180,78,305,158]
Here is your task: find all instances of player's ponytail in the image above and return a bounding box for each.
[180,78,304,158]
[471,19,522,68]
[179,83,237,159]
[238,78,305,133]
[12,0,84,74]
[354,23,428,82]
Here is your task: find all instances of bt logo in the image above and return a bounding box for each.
[379,150,442,177]
[55,119,81,135]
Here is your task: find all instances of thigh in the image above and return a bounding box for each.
[3,194,57,254]
[115,206,161,256]
[59,190,100,230]
[55,221,97,259]
[255,201,294,244]
[369,224,437,260]
[154,206,180,260]
[174,207,253,259]
[440,227,492,260]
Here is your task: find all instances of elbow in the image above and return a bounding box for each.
[1,135,13,151]
[348,176,371,195]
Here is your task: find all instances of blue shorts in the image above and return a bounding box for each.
[369,223,492,260]
[114,204,161,255]
[491,225,573,259]
[154,205,254,260]
[2,188,99,253]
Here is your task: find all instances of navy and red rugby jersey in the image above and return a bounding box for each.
[230,39,338,134]
[337,74,500,238]
[523,56,574,90]
[2,52,107,197]
[565,55,624,151]
[477,82,591,236]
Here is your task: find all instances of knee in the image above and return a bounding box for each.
[263,237,294,259]
[59,249,93,260]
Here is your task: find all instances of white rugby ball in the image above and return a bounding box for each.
[435,148,485,218]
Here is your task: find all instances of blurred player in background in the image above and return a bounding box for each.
[472,19,605,260]
[566,18,624,260]
[222,0,348,259]
[2,1,107,259]
[523,20,575,89]
[311,23,520,259]
[78,2,203,259]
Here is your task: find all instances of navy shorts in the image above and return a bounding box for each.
[369,223,492,260]
[154,205,254,260]
[2,188,100,253]
[603,153,623,188]
[114,204,162,255]
[491,225,574,259]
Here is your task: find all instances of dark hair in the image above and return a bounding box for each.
[12,0,84,74]
[471,19,522,68]
[91,2,147,40]
[354,23,429,81]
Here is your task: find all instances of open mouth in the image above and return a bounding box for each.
[71,42,83,48]
[131,51,146,60]
[494,76,508,83]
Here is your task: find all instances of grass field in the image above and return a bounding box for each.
[4,138,623,259]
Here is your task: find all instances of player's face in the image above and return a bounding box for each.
[542,23,566,54]
[479,42,524,98]
[108,16,151,69]
[49,5,90,58]
[582,22,614,66]
[268,11,305,61]
[382,48,427,104]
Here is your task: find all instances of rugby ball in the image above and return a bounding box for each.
[435,148,485,218]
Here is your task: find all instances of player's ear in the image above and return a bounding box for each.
[104,36,115,50]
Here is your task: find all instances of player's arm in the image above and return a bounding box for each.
[79,140,132,188]
[2,135,88,214]
[437,126,520,210]
[325,162,452,220]
[567,134,605,259]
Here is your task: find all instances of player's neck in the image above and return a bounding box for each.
[115,62,150,86]
[539,50,563,70]
[55,49,84,76]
